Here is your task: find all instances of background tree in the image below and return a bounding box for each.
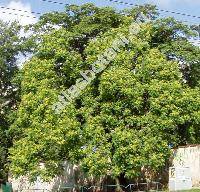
[0,21,21,180]
[150,17,200,88]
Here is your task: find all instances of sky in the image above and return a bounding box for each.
[0,0,199,47]
[0,0,200,26]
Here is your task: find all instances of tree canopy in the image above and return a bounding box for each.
[0,3,199,187]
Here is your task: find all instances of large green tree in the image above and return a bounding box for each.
[9,3,200,188]
[72,22,200,183]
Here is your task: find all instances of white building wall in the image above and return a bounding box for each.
[172,145,200,187]
[10,163,79,192]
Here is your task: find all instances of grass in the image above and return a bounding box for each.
[181,190,200,192]
[163,189,200,192]
[171,189,200,192]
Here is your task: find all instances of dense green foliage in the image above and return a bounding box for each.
[0,3,199,186]
[0,21,21,180]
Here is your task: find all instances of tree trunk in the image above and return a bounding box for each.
[115,177,123,192]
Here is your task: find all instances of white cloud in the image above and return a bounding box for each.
[189,40,200,47]
[0,1,38,67]
[0,1,38,26]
